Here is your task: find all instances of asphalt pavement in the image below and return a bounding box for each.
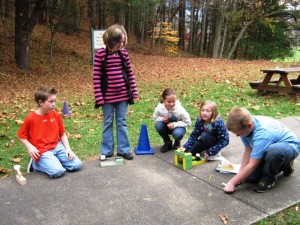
[0,117,299,225]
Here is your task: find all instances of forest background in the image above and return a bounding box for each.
[0,1,300,224]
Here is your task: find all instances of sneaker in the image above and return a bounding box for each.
[117,152,133,160]
[172,140,181,151]
[160,141,172,153]
[99,153,113,160]
[283,160,294,176]
[253,179,275,193]
[27,158,34,173]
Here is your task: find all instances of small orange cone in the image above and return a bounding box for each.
[134,124,155,155]
[63,101,71,117]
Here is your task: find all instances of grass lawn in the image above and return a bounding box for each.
[0,26,299,224]
[273,48,300,63]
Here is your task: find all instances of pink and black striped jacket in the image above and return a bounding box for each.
[93,48,138,107]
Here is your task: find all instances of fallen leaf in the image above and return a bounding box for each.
[73,134,82,140]
[6,140,15,148]
[0,167,7,174]
[252,105,260,110]
[219,213,229,224]
[10,157,22,163]
[15,119,23,125]
[295,206,299,211]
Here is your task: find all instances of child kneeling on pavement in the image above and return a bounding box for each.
[181,100,229,160]
[17,87,82,178]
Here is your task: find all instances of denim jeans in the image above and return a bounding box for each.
[246,142,299,183]
[101,101,130,155]
[32,142,82,178]
[188,132,218,156]
[155,121,186,143]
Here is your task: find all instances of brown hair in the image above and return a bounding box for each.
[199,100,219,123]
[103,24,128,50]
[226,107,252,132]
[159,88,176,103]
[34,87,57,106]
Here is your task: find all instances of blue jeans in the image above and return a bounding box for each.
[32,142,82,178]
[155,121,186,143]
[101,101,130,155]
[187,132,218,156]
[246,142,299,183]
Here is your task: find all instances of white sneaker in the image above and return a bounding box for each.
[207,152,222,161]
[27,158,34,173]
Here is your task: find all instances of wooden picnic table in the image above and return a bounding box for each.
[249,67,300,102]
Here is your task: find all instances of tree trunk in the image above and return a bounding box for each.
[219,19,227,58]
[187,0,194,53]
[15,0,44,70]
[97,0,105,29]
[199,0,207,57]
[178,0,185,51]
[212,0,224,58]
[88,0,95,29]
[227,20,254,59]
[15,0,30,69]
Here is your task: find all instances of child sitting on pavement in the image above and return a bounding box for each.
[181,100,229,160]
[153,88,191,153]
[17,87,82,178]
[223,107,300,193]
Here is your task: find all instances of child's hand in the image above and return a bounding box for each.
[222,181,235,194]
[66,149,75,160]
[163,116,169,123]
[177,147,186,152]
[27,146,40,161]
[167,123,174,130]
[204,153,209,160]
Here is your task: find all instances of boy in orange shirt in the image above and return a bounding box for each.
[17,87,82,178]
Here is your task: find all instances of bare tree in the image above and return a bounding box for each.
[15,0,45,70]
[178,0,185,50]
[211,0,225,58]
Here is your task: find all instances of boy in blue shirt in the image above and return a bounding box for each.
[223,107,300,193]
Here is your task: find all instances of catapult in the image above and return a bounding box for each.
[174,149,206,171]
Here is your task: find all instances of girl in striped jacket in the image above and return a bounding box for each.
[93,24,138,160]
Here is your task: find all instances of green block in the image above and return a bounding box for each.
[100,157,124,167]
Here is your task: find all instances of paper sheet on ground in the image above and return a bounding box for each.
[208,155,241,174]
[216,162,241,174]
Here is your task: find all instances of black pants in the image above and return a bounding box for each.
[187,132,218,156]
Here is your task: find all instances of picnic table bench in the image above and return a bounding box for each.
[249,67,300,102]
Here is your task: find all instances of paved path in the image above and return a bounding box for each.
[0,117,299,225]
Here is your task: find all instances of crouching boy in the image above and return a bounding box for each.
[17,87,82,178]
[223,107,299,193]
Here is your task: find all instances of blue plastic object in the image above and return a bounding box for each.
[63,101,71,117]
[134,124,155,155]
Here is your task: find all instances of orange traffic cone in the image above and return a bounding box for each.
[63,101,71,117]
[134,124,155,155]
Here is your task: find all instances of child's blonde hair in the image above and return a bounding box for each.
[226,107,252,132]
[103,24,128,50]
[199,100,219,123]
[159,88,176,103]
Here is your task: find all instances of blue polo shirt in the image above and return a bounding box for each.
[241,116,300,159]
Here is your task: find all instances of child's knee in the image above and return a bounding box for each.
[155,121,165,131]
[72,160,83,171]
[66,159,83,172]
[49,168,65,178]
[173,133,183,141]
